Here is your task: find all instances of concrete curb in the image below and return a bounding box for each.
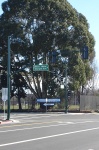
[0,119,20,124]
[0,120,13,124]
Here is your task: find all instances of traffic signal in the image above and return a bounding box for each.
[53,70,56,77]
[60,76,63,82]
[82,46,88,59]
[68,90,71,97]
[49,51,59,63]
[52,51,57,63]
[1,72,7,88]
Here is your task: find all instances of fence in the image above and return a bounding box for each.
[80,95,99,112]
[0,92,80,112]
[0,94,37,111]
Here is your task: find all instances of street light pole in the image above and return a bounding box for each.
[7,36,11,120]
[65,57,68,113]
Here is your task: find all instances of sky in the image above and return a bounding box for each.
[0,0,99,70]
[68,0,99,71]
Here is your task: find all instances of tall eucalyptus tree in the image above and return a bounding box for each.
[0,0,95,108]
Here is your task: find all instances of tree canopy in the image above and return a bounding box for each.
[0,0,95,102]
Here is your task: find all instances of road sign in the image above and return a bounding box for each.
[33,64,49,71]
[37,98,60,103]
[47,99,60,103]
[43,103,54,106]
[2,88,8,101]
[37,99,47,103]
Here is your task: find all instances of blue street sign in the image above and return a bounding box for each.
[37,99,47,103]
[82,46,88,59]
[37,99,60,103]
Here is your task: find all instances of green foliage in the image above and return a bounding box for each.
[0,0,95,102]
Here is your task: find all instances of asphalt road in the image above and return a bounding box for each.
[0,113,99,150]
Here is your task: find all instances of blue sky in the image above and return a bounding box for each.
[0,0,99,70]
[68,0,99,70]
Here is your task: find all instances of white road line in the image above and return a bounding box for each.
[10,113,85,120]
[0,127,99,147]
[0,123,69,133]
[0,120,97,133]
[10,114,63,120]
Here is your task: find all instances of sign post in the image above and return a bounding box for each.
[2,88,8,120]
[46,98,47,113]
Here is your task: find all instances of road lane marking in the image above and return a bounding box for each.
[10,113,67,119]
[0,126,99,147]
[0,120,62,128]
[0,120,97,130]
[0,123,68,133]
[8,113,85,120]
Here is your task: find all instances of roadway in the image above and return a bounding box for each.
[0,113,99,150]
